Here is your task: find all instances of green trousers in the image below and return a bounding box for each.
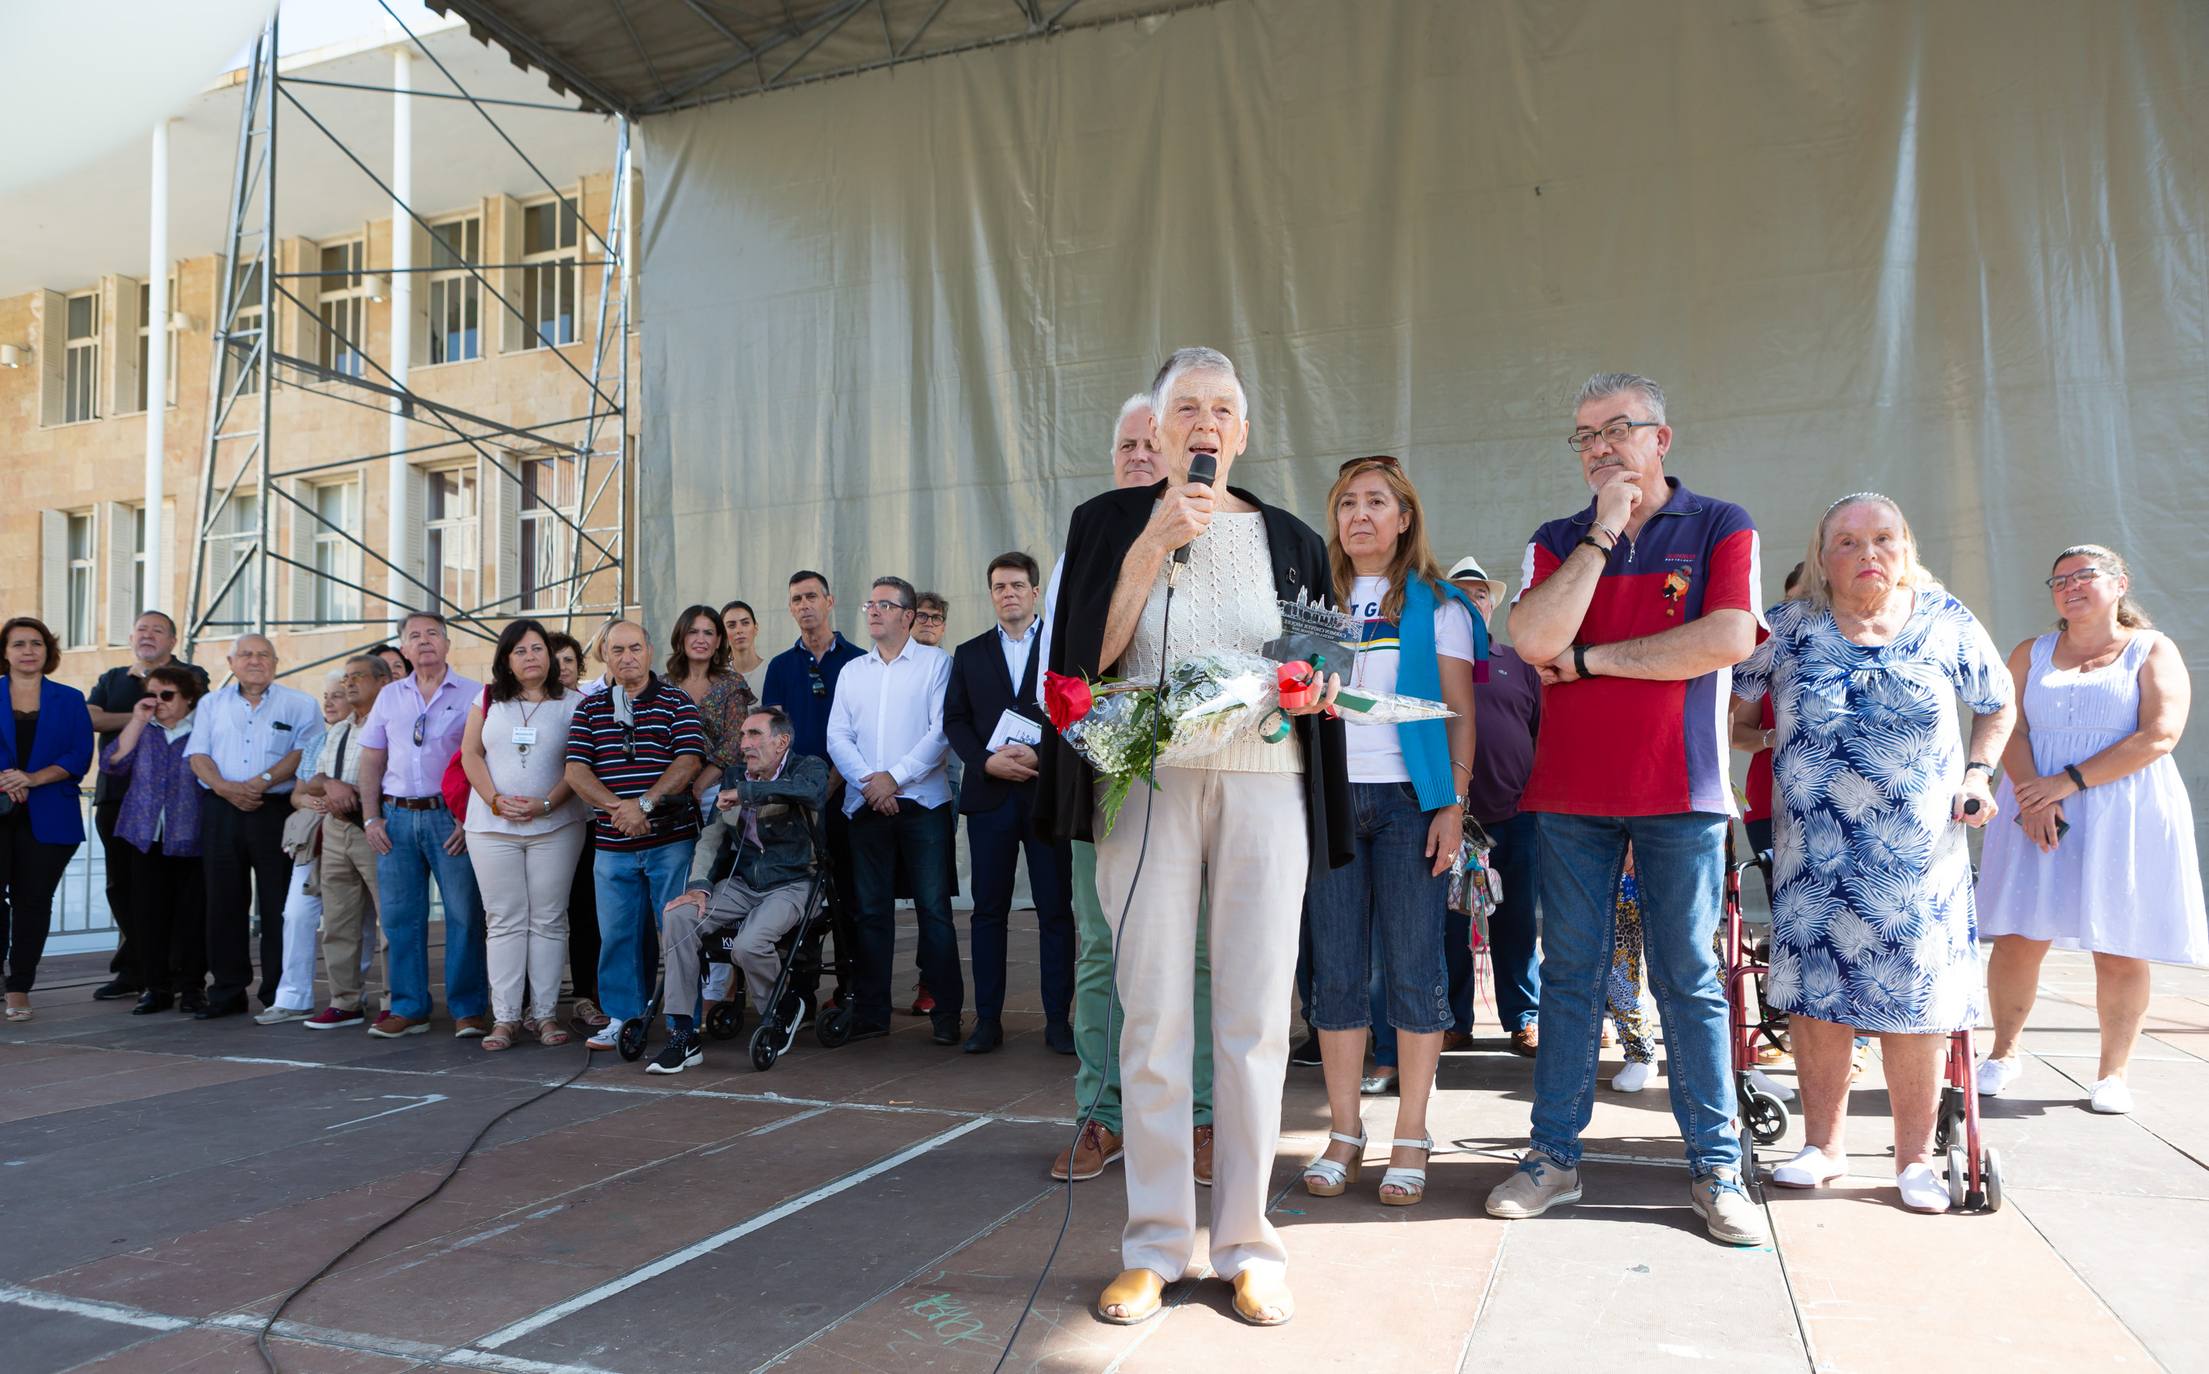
[1070,838,1212,1132]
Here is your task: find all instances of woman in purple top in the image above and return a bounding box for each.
[99,664,209,1014]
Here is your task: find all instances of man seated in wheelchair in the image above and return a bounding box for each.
[654,705,830,1074]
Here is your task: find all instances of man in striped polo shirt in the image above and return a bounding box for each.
[1483,372,1769,1250]
[563,620,708,1053]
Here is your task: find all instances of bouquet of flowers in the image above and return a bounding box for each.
[1044,651,1283,833]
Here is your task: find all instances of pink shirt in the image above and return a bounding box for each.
[358,670,483,799]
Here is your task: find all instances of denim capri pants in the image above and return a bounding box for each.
[1305,780,1452,1034]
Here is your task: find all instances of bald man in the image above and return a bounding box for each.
[564,619,708,1054]
[184,635,325,1018]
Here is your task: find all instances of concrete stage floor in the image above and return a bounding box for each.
[4,923,2205,1374]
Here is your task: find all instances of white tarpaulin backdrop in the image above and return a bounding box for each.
[639,0,2208,847]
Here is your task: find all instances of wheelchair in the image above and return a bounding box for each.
[617,802,859,1072]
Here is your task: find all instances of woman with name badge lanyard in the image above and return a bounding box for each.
[1301,457,1482,1208]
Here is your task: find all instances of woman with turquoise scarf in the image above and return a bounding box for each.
[1300,457,1483,1207]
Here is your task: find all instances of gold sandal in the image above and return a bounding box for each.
[1231,1269,1293,1327]
[1096,1268,1165,1325]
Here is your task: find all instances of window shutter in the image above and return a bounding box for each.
[105,502,136,642]
[405,217,432,365]
[491,194,526,355]
[36,290,67,426]
[108,275,142,415]
[288,479,317,624]
[623,167,642,329]
[280,238,319,376]
[41,510,68,628]
[482,453,520,616]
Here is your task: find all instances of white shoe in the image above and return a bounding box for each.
[585,1018,624,1051]
[1770,1145,1847,1189]
[2088,1076,2134,1115]
[1896,1162,1950,1213]
[1975,1055,2021,1096]
[1611,1059,1655,1093]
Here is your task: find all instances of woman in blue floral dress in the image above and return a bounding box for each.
[1732,494,2014,1213]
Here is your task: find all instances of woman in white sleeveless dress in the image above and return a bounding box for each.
[1976,545,2205,1115]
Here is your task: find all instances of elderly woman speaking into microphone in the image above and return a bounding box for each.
[1041,347,1349,1329]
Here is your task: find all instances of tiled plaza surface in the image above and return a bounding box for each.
[4,925,2203,1374]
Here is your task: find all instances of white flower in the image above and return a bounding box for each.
[1800,947,1848,1020]
[1827,768,1886,825]
[1848,950,1924,1016]
[1802,809,1853,879]
[1829,907,1887,965]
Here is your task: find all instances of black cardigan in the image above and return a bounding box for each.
[1036,479,1353,873]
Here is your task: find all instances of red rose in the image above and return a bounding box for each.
[1044,672,1094,732]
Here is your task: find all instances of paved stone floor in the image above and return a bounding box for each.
[3,926,2204,1374]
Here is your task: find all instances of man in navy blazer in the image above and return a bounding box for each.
[942,551,1074,1055]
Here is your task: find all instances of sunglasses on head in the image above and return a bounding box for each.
[1338,454,1403,475]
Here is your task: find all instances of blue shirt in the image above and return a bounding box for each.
[184,682,325,792]
[759,633,865,760]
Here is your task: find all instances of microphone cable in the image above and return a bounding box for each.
[254,1038,602,1374]
[991,565,1183,1372]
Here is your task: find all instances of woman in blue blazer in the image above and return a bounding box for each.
[3,616,94,1020]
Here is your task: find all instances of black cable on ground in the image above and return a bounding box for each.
[992,580,1179,1372]
[254,1040,601,1374]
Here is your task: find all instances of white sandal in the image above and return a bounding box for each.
[1769,1145,1846,1189]
[1302,1130,1365,1197]
[1378,1135,1432,1207]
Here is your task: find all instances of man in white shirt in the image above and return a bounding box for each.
[826,575,958,1044]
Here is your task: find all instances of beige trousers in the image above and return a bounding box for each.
[318,817,383,1013]
[1092,766,1307,1284]
[468,824,589,1024]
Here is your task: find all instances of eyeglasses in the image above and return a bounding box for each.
[2045,568,2105,591]
[1337,454,1403,475]
[807,666,826,698]
[860,600,913,615]
[411,709,431,747]
[619,722,637,760]
[1567,419,1660,453]
[913,611,946,626]
[151,689,180,702]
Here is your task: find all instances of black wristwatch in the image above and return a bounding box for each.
[1964,761,1996,780]
[1572,643,1594,679]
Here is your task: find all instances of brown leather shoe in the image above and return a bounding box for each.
[1050,1121,1124,1181]
[366,1013,427,1039]
[1193,1124,1215,1187]
[1508,1025,1539,1057]
[1442,1030,1475,1052]
[453,1016,491,1039]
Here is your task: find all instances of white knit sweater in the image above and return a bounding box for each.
[1119,510,1302,775]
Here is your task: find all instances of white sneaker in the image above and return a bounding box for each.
[1770,1145,1847,1189]
[2088,1076,2134,1115]
[1975,1055,2021,1096]
[254,1005,313,1026]
[1896,1162,1950,1213]
[1611,1059,1656,1093]
[585,1018,624,1051]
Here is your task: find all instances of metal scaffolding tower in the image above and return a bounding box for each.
[184,8,631,675]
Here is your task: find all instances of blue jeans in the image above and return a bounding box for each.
[592,837,695,1024]
[377,804,487,1022]
[1529,811,1739,1177]
[1486,812,1542,1032]
[1306,782,1451,1036]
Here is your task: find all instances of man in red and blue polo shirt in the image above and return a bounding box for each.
[1482,372,1769,1249]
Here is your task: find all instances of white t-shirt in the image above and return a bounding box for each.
[1343,576,1477,784]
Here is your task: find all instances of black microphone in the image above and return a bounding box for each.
[1173,451,1218,566]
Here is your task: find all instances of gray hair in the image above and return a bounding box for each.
[747,703,795,743]
[1114,390,1152,436]
[345,653,393,683]
[1575,371,1667,425]
[1151,346,1250,424]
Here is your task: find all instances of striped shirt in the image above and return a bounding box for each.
[565,675,708,850]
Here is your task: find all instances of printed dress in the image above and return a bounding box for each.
[1733,588,2012,1033]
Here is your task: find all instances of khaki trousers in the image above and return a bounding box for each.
[1093,766,1307,1284]
[318,817,383,1013]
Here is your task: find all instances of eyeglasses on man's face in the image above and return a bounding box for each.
[913,611,946,626]
[1567,419,1660,453]
[860,599,912,615]
[2046,567,2106,591]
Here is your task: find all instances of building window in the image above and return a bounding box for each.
[427,216,482,364]
[226,261,263,396]
[317,240,367,379]
[521,196,579,349]
[64,511,97,647]
[518,454,577,611]
[129,504,148,614]
[64,291,100,423]
[424,465,479,611]
[209,492,261,628]
[135,277,179,412]
[310,479,363,622]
